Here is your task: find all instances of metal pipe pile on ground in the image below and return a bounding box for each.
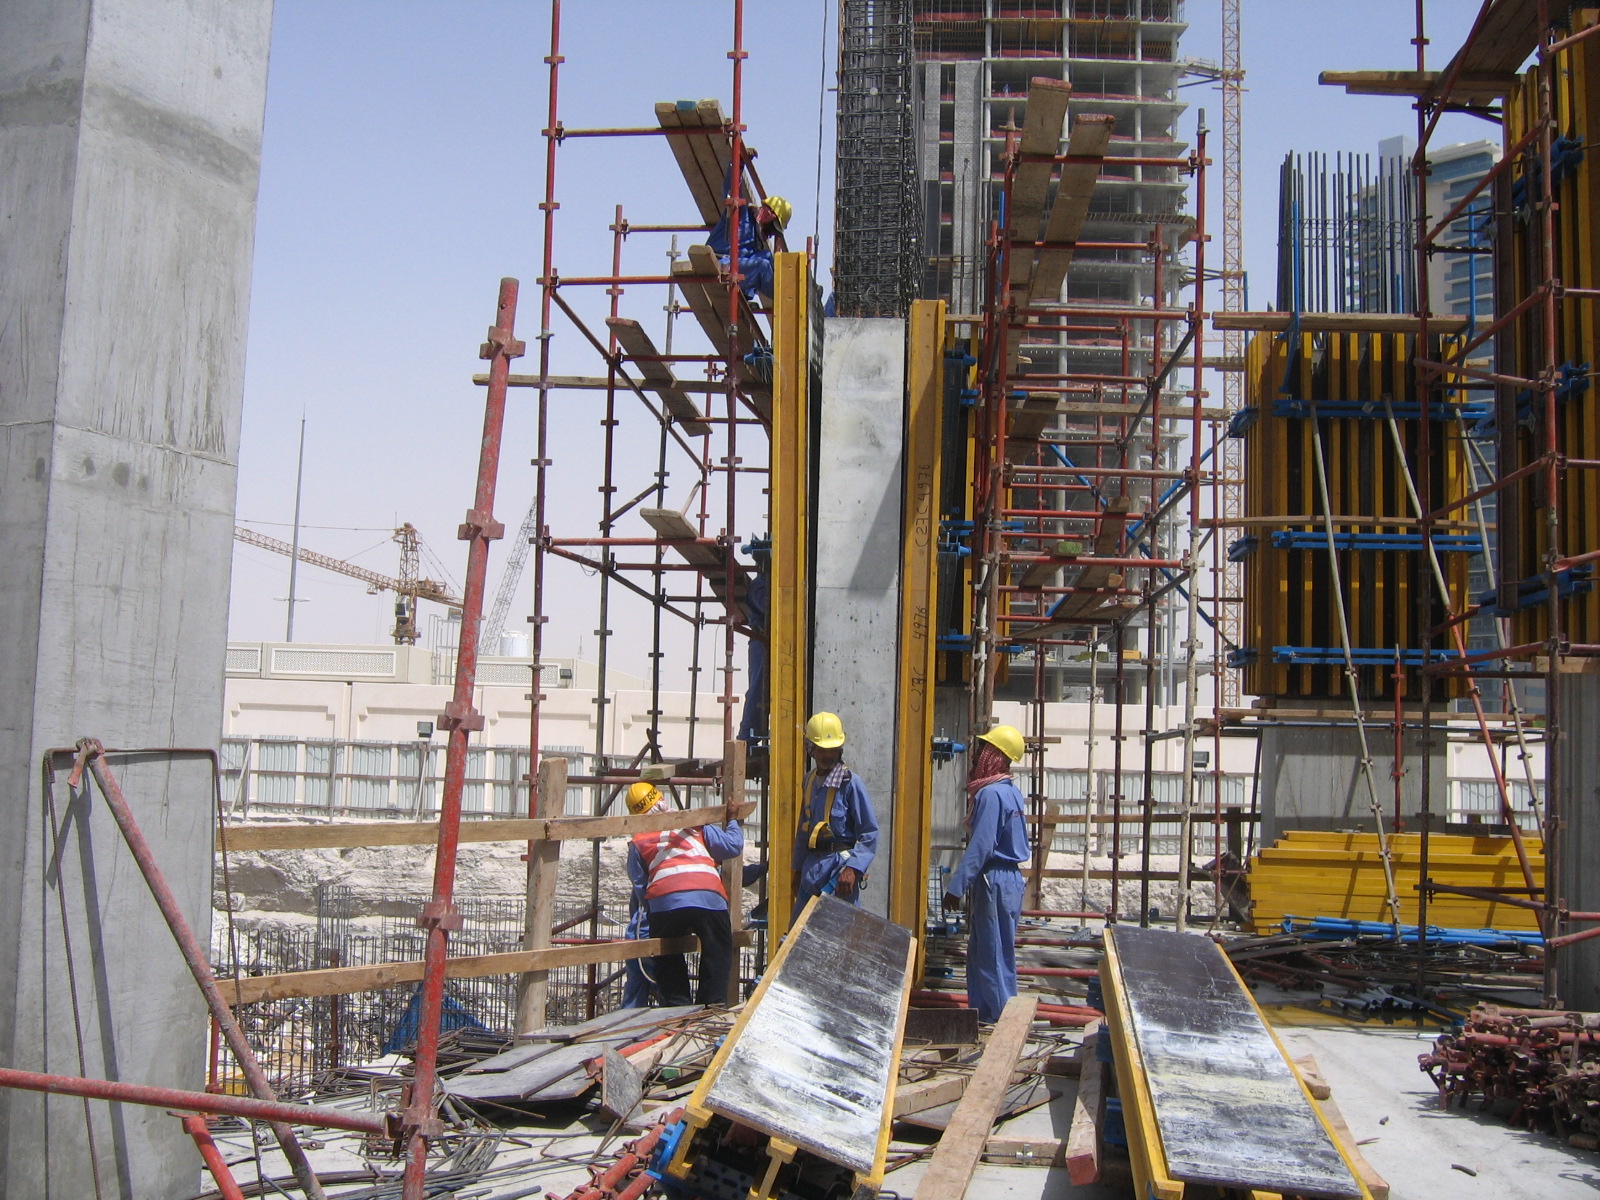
[1421,1003,1600,1149]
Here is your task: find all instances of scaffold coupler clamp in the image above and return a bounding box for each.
[416,898,464,933]
[437,700,485,733]
[458,507,505,542]
[68,737,105,787]
[479,324,526,362]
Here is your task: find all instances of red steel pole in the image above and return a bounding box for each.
[400,279,522,1199]
[183,1115,249,1200]
[69,741,328,1200]
[0,1066,388,1135]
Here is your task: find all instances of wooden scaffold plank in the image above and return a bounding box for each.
[912,994,1041,1200]
[605,316,712,435]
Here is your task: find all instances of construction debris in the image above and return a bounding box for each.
[1422,1004,1600,1147]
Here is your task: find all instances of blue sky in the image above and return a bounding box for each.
[230,0,1493,669]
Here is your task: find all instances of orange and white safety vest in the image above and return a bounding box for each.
[632,828,727,902]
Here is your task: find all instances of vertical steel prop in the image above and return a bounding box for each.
[400,278,522,1198]
[68,740,330,1200]
[182,1115,248,1200]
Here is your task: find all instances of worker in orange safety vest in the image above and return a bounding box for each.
[625,781,744,1006]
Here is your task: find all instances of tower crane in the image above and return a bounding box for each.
[233,523,462,645]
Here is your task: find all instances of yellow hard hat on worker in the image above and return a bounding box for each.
[762,194,792,229]
[977,724,1025,763]
[804,711,846,748]
[626,781,663,815]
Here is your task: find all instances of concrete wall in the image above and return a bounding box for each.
[1556,673,1600,1009]
[814,319,906,920]
[0,2,272,1195]
[1259,726,1449,846]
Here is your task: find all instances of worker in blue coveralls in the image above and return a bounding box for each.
[943,725,1031,1023]
[626,781,744,1006]
[705,168,791,303]
[792,711,879,920]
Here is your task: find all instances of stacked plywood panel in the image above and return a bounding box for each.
[1247,830,1543,934]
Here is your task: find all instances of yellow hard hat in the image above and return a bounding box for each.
[978,724,1025,763]
[626,781,663,815]
[762,194,792,229]
[804,711,846,748]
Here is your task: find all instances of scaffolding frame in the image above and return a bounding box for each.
[967,79,1221,927]
[1405,0,1600,1008]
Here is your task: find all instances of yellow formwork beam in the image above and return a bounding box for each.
[767,251,812,944]
[891,300,946,944]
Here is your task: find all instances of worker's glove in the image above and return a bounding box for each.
[943,891,963,913]
[835,866,859,900]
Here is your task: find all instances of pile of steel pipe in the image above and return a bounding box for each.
[554,1107,683,1200]
[1420,1004,1600,1148]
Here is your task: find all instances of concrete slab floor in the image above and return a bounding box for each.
[199,1021,1599,1200]
[1278,1022,1600,1200]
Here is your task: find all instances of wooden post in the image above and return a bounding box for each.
[721,739,747,1002]
[515,756,567,1033]
[1024,800,1064,910]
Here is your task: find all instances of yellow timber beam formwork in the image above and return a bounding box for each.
[1503,27,1600,646]
[1235,329,1469,702]
[890,299,948,946]
[767,251,814,945]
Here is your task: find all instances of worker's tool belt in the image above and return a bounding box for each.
[814,838,856,854]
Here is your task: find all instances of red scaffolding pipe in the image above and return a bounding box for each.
[400,279,521,1200]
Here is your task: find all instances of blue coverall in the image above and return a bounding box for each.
[705,172,774,300]
[791,768,879,920]
[947,778,1031,1022]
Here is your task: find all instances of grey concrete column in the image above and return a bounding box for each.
[815,319,906,921]
[1556,674,1600,1009]
[0,2,272,1196]
[1258,726,1447,847]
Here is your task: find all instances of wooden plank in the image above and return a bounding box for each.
[516,756,567,1033]
[656,99,724,223]
[1292,1053,1331,1100]
[599,1047,645,1126]
[640,506,751,612]
[1296,1052,1391,1200]
[1319,69,1519,100]
[1066,1020,1105,1185]
[489,372,729,394]
[605,317,712,435]
[720,739,747,1002]
[912,994,1040,1200]
[894,1072,970,1118]
[671,245,772,420]
[1007,78,1074,294]
[1212,311,1468,334]
[215,801,757,853]
[224,932,747,1006]
[1030,114,1117,305]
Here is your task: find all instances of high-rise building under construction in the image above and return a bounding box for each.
[911,0,1191,700]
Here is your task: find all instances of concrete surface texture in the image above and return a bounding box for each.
[0,1,272,1195]
[815,318,906,921]
[1280,1022,1598,1200]
[1259,725,1448,845]
[1556,673,1600,1011]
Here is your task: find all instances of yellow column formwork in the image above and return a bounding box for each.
[891,300,947,946]
[767,251,812,945]
[1238,329,1469,701]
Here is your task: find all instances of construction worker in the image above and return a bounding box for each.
[793,711,879,919]
[625,781,743,1006]
[943,724,1031,1023]
[706,170,791,302]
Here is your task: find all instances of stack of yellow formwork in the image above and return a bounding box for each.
[1247,831,1543,934]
